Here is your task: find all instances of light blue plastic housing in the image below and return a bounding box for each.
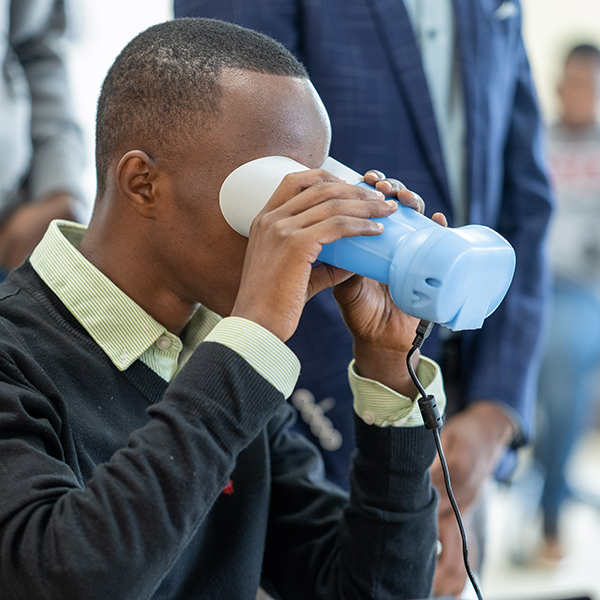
[219,156,516,331]
[318,183,516,330]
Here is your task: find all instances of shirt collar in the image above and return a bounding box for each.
[30,220,219,371]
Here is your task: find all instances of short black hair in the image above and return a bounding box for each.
[567,43,600,63]
[95,18,308,195]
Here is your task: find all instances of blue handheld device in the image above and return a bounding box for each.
[219,156,516,331]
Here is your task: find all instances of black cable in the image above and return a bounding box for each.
[431,428,483,600]
[407,320,484,600]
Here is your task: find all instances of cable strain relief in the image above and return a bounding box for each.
[418,394,444,430]
[411,320,434,349]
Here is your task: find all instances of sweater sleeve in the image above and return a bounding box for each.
[262,406,438,599]
[0,339,284,600]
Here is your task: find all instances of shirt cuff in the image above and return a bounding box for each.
[349,355,446,427]
[203,316,300,399]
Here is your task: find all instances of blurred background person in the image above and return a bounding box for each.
[0,0,86,279]
[174,1,554,595]
[530,43,600,566]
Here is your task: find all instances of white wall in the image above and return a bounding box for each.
[67,0,172,218]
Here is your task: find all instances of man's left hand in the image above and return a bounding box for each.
[334,171,446,396]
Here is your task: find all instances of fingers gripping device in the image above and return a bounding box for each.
[219,156,516,331]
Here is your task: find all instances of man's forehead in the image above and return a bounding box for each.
[215,69,331,168]
[566,55,600,73]
[219,68,325,113]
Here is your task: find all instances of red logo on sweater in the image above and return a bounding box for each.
[222,480,234,495]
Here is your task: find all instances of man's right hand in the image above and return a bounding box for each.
[230,168,397,342]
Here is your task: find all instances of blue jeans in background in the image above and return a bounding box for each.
[534,279,600,535]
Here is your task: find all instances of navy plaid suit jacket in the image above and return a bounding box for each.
[175,0,553,488]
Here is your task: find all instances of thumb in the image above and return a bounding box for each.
[307,263,354,300]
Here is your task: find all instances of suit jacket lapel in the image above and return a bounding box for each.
[365,0,451,208]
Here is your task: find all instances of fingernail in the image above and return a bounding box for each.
[385,199,397,207]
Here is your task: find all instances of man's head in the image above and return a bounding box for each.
[85,18,331,328]
[558,43,600,128]
[96,17,316,195]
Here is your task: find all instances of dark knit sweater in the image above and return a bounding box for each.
[0,262,438,599]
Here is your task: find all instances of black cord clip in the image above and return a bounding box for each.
[418,394,443,430]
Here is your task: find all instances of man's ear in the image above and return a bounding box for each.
[116,150,160,218]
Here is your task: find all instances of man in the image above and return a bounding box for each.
[173,1,554,593]
[532,43,600,565]
[0,18,448,599]
[0,0,86,276]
